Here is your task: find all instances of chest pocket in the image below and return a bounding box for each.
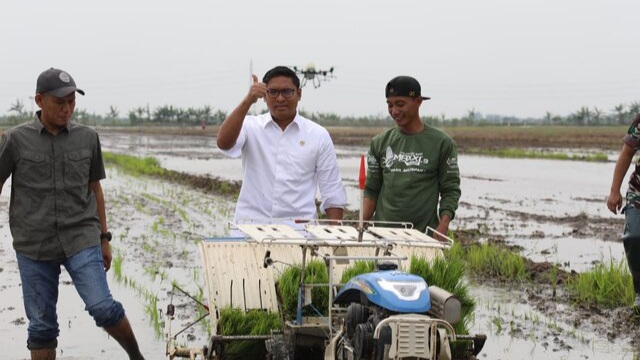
[65,149,92,185]
[16,151,51,188]
[288,144,316,176]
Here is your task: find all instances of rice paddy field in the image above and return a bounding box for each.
[0,124,638,359]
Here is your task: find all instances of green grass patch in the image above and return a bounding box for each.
[217,308,282,360]
[466,147,609,162]
[565,259,634,308]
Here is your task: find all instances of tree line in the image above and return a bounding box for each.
[3,98,640,127]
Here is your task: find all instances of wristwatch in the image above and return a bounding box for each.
[100,231,112,242]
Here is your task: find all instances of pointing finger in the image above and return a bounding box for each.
[252,74,258,83]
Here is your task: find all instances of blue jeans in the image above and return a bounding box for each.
[17,245,125,350]
[624,205,640,294]
[625,204,640,237]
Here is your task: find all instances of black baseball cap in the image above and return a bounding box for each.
[385,76,430,100]
[36,68,85,97]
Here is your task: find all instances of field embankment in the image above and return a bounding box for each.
[90,125,627,151]
[0,125,626,151]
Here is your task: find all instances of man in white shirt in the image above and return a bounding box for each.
[217,66,346,226]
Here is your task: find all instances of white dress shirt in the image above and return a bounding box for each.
[220,112,346,224]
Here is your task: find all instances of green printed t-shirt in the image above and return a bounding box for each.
[364,125,461,232]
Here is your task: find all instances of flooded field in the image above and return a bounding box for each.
[0,130,635,359]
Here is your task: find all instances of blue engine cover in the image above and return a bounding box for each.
[334,271,431,313]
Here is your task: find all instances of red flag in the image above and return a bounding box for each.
[359,154,366,190]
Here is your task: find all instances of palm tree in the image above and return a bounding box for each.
[592,107,603,125]
[200,105,213,125]
[613,104,627,125]
[8,98,27,125]
[107,106,119,123]
[629,101,640,118]
[9,98,24,114]
[571,106,592,125]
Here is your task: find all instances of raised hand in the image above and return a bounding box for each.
[247,74,267,104]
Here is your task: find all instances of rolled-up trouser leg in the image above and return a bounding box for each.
[16,252,62,351]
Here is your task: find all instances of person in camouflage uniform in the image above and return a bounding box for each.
[608,113,640,308]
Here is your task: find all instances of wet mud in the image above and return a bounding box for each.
[0,127,634,359]
[456,225,640,353]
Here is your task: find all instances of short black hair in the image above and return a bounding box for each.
[262,66,300,88]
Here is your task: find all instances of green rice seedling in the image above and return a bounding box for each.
[142,241,153,253]
[548,318,562,333]
[276,259,329,319]
[445,241,466,263]
[157,269,169,282]
[466,148,609,162]
[549,263,559,298]
[565,258,634,308]
[145,294,163,337]
[464,242,528,281]
[196,286,207,321]
[143,264,159,278]
[490,316,503,334]
[135,200,145,213]
[410,254,480,360]
[217,308,282,360]
[112,253,124,282]
[103,152,165,176]
[141,193,163,204]
[339,261,375,284]
[409,255,475,334]
[118,227,130,241]
[175,207,188,221]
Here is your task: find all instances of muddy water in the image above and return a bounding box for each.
[0,131,634,359]
[106,133,626,270]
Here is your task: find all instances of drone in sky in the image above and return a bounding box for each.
[292,64,335,88]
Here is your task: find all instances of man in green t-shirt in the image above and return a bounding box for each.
[363,76,461,236]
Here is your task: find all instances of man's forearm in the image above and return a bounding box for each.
[90,181,107,233]
[216,97,252,150]
[325,207,344,221]
[611,143,635,193]
[363,197,377,221]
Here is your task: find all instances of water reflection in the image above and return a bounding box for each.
[99,132,626,271]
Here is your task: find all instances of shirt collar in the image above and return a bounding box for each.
[35,110,71,134]
[263,112,302,131]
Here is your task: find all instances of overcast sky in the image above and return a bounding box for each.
[1,0,639,119]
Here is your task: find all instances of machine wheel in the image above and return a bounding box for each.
[265,337,290,360]
[346,303,369,339]
[353,323,375,360]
